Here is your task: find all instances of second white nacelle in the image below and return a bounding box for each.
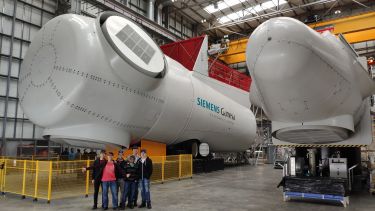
[19,13,257,151]
[246,17,374,144]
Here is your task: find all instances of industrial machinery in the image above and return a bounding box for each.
[246,17,375,206]
[18,12,257,153]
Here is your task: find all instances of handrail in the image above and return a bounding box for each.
[0,154,193,202]
[348,164,358,191]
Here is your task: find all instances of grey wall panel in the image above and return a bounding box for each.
[4,119,14,137]
[11,60,20,77]
[0,99,4,115]
[30,8,42,25]
[29,0,43,8]
[13,20,23,39]
[0,78,7,95]
[15,121,24,138]
[5,141,20,156]
[43,0,56,13]
[42,12,53,25]
[17,3,32,22]
[12,39,21,57]
[8,80,18,98]
[22,24,31,40]
[21,43,28,58]
[16,122,35,138]
[0,15,13,35]
[34,125,43,138]
[0,57,8,75]
[0,0,15,16]
[3,99,15,117]
[176,20,181,30]
[29,25,39,41]
[169,17,175,26]
[16,103,24,118]
[1,36,11,55]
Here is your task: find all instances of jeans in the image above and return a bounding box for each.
[102,181,118,208]
[139,178,151,203]
[124,181,136,204]
[128,180,139,204]
[117,179,125,206]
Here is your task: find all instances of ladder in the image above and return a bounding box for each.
[255,144,265,165]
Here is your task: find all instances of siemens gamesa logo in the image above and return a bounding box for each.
[196,97,235,120]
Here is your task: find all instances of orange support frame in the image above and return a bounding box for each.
[107,139,166,160]
[219,11,375,64]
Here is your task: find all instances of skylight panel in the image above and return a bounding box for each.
[217,0,287,24]
[204,0,246,14]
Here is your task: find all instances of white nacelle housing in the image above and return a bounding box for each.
[19,13,257,151]
[246,17,375,144]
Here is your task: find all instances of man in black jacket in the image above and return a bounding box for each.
[137,149,153,209]
[83,150,106,210]
[123,155,139,209]
[127,145,140,207]
[116,150,126,209]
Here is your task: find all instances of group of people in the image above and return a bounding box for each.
[83,146,153,210]
[62,148,97,160]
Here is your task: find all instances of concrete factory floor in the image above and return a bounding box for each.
[1,165,375,211]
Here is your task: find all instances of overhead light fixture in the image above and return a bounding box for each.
[201,19,207,23]
[214,2,218,9]
[205,0,247,14]
[334,10,341,14]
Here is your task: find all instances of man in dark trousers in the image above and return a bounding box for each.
[123,155,139,209]
[116,150,126,209]
[137,149,153,209]
[127,146,140,207]
[83,150,106,210]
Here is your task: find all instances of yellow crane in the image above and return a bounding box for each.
[219,11,375,64]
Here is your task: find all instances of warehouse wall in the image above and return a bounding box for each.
[79,0,195,40]
[168,12,193,39]
[0,0,57,156]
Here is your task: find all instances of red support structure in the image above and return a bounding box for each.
[160,36,251,92]
[208,59,251,92]
[160,35,205,71]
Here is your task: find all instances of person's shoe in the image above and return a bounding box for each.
[133,202,137,207]
[92,205,98,210]
[113,208,118,210]
[129,204,134,209]
[147,202,152,209]
[138,202,146,208]
[119,205,125,210]
[103,208,108,210]
[126,203,131,208]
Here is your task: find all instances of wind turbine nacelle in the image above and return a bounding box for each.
[19,12,257,151]
[246,17,374,144]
